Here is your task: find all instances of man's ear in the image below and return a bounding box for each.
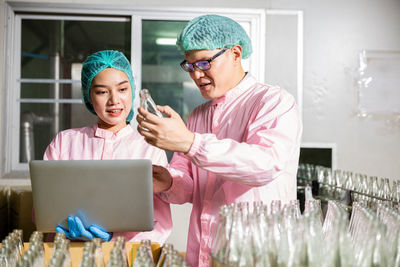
[231,45,243,63]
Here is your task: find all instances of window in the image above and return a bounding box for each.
[18,15,131,166]
[2,3,265,175]
[142,20,200,121]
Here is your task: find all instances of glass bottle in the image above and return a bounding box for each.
[133,254,154,267]
[140,89,163,117]
[210,205,229,263]
[1,238,17,267]
[114,236,128,267]
[382,178,391,202]
[325,168,336,198]
[226,206,244,266]
[16,254,31,267]
[29,241,45,267]
[12,229,24,261]
[48,249,66,267]
[80,242,95,267]
[371,176,380,197]
[107,247,125,267]
[139,239,154,263]
[92,238,105,267]
[156,243,174,267]
[134,246,154,267]
[0,246,10,267]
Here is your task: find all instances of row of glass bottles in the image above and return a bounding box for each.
[0,229,24,267]
[1,230,189,267]
[298,163,400,206]
[210,200,400,267]
[348,201,400,266]
[0,230,48,267]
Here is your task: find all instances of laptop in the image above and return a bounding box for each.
[29,159,154,232]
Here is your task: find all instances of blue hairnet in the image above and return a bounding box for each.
[176,14,252,59]
[81,50,135,122]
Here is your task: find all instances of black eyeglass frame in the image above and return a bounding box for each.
[180,48,229,72]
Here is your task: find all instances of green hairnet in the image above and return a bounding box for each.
[176,14,252,59]
[81,50,135,122]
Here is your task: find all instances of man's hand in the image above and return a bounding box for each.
[152,165,173,193]
[136,106,195,153]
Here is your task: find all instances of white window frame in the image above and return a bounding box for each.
[301,142,338,170]
[2,2,265,176]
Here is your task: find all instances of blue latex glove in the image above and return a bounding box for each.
[56,215,112,242]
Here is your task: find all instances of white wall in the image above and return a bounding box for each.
[298,1,400,180]
[1,0,400,251]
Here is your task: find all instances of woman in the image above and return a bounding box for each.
[44,50,172,243]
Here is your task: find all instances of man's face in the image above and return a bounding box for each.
[184,49,236,99]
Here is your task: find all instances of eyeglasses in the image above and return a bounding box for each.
[180,48,228,73]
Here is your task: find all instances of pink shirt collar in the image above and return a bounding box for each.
[92,124,133,140]
[211,73,257,106]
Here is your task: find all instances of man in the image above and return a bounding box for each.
[137,14,302,267]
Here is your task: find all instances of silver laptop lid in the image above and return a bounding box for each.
[29,159,154,232]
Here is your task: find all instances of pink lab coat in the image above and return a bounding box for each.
[44,124,172,244]
[159,74,302,266]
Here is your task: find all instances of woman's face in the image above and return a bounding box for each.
[90,68,132,133]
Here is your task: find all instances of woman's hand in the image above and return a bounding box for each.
[56,215,112,242]
[136,106,195,153]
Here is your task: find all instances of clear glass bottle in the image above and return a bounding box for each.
[92,238,105,267]
[210,205,229,264]
[107,247,125,267]
[48,249,66,267]
[133,254,154,267]
[16,254,31,267]
[226,206,244,266]
[134,246,155,267]
[114,236,128,267]
[12,229,24,261]
[1,238,17,267]
[139,239,154,263]
[140,89,163,117]
[156,243,174,267]
[80,242,95,267]
[382,178,391,201]
[0,246,10,267]
[29,241,45,267]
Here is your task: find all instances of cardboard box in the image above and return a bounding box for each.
[8,186,37,241]
[0,187,10,240]
[129,242,161,264]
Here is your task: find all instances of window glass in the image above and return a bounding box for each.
[21,19,131,79]
[141,20,207,122]
[21,83,54,99]
[20,103,96,162]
